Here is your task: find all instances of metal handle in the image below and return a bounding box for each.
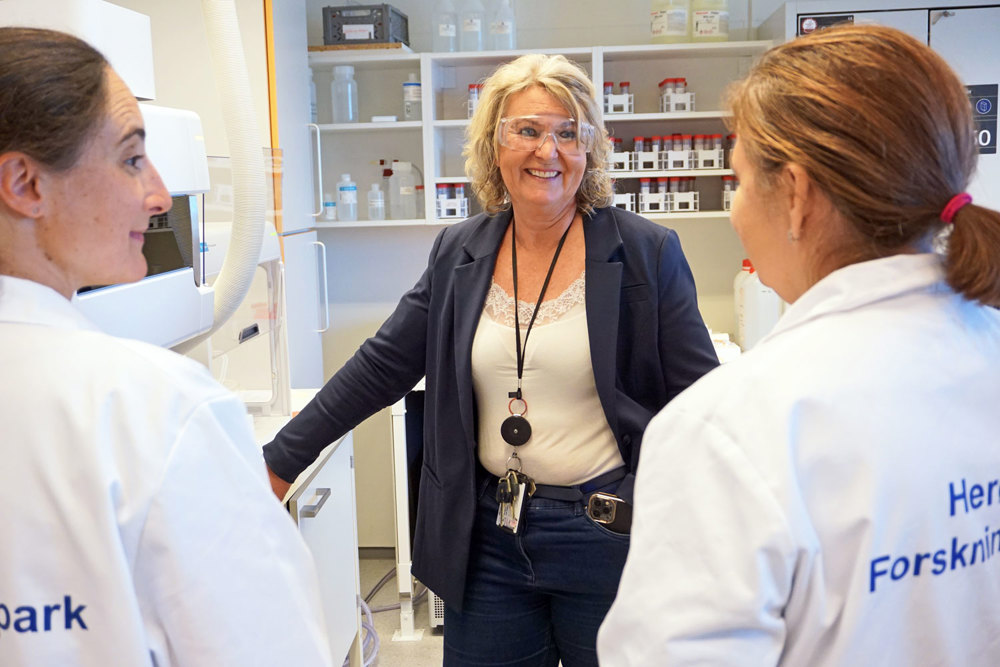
[300,487,331,518]
[312,240,329,332]
[308,123,323,217]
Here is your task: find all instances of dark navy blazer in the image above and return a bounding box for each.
[264,206,719,609]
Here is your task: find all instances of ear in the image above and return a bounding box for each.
[0,151,45,219]
[781,163,813,241]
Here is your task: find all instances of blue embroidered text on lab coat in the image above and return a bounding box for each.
[0,596,87,634]
[869,477,1000,592]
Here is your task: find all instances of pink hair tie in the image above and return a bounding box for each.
[940,192,972,224]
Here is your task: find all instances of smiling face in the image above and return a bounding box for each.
[496,86,587,220]
[37,68,171,294]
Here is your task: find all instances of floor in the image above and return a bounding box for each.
[358,556,444,666]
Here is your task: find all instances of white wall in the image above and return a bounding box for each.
[114,0,271,157]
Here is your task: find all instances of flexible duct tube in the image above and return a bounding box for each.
[175,0,265,353]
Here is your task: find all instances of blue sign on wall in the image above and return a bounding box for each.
[968,84,997,155]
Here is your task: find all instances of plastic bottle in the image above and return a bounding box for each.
[415,185,425,217]
[489,0,517,50]
[639,178,651,195]
[331,65,359,124]
[432,0,458,53]
[388,161,417,219]
[403,73,422,121]
[733,259,752,347]
[322,191,337,221]
[691,0,729,42]
[367,183,385,220]
[308,69,318,123]
[650,0,690,44]
[736,261,783,350]
[337,173,358,222]
[468,84,480,118]
[459,0,485,52]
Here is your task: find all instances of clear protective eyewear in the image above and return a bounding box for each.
[497,115,597,155]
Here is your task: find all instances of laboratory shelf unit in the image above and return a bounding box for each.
[305,40,772,334]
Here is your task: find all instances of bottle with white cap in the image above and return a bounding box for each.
[337,173,358,222]
[367,183,385,220]
[402,73,422,121]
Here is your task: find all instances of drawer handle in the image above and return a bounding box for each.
[300,488,331,518]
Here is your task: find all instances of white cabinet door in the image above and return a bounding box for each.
[282,229,327,388]
[270,0,321,234]
[289,433,362,666]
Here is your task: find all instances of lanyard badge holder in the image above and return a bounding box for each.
[495,218,571,534]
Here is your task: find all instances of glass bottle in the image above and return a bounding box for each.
[459,0,485,52]
[489,0,517,51]
[432,0,459,53]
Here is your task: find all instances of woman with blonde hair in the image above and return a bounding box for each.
[599,24,1000,666]
[264,53,718,665]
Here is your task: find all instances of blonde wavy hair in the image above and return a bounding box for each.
[463,53,613,215]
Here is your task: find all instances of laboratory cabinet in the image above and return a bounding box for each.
[286,432,363,667]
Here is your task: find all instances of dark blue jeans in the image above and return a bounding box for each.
[443,475,630,666]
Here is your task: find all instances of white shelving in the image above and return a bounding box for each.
[306,41,770,331]
[306,40,769,227]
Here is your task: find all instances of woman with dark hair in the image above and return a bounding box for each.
[600,24,1000,666]
[0,27,331,665]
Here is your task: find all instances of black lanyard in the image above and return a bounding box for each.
[508,216,573,402]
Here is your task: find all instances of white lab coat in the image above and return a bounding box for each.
[599,254,1000,666]
[0,276,332,666]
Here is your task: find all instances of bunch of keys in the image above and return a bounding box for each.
[495,457,536,534]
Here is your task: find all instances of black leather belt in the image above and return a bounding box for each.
[529,467,627,502]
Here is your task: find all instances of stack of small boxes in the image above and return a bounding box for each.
[435,183,470,220]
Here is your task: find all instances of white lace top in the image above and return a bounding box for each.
[471,271,625,486]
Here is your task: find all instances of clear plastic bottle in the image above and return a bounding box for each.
[639,178,651,194]
[459,0,485,52]
[331,65,358,123]
[337,173,358,222]
[388,161,417,219]
[322,191,336,221]
[691,0,729,42]
[403,73,422,121]
[468,83,482,118]
[650,0,690,44]
[489,0,517,51]
[367,183,385,220]
[432,0,458,53]
[734,258,752,347]
[739,267,783,350]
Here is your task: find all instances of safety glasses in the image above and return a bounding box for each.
[497,114,597,155]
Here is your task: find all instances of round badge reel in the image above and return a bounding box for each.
[501,397,531,447]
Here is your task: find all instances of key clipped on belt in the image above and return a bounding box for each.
[496,469,535,534]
